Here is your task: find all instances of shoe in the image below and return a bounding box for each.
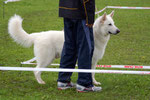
[76,84,102,92]
[57,82,76,90]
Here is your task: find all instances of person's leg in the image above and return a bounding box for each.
[57,18,77,83]
[77,20,94,87]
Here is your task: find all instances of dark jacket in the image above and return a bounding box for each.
[59,0,95,25]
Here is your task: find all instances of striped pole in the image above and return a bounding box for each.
[96,65,150,69]
[21,61,150,70]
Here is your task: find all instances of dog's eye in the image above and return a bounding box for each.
[108,23,112,26]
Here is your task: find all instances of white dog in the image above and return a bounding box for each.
[8,11,120,85]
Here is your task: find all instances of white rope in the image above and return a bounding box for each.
[1,67,150,75]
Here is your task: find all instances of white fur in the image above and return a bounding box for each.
[8,11,120,85]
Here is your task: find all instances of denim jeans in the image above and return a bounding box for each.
[57,18,94,87]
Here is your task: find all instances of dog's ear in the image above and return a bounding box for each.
[100,12,107,23]
[109,10,114,18]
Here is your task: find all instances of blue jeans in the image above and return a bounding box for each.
[57,18,94,87]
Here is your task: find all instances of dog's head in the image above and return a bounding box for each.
[95,11,120,36]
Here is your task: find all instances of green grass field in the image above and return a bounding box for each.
[0,0,150,99]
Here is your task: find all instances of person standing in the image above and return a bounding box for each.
[57,0,102,92]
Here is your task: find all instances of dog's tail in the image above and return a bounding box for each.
[8,15,33,48]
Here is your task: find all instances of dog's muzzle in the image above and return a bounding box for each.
[109,29,120,35]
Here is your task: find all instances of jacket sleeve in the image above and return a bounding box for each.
[81,0,95,25]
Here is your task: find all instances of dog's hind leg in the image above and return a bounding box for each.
[34,47,55,84]
[34,55,55,84]
[34,66,46,84]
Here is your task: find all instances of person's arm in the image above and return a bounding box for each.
[81,0,95,27]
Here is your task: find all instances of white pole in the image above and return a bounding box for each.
[21,62,150,70]
[107,6,150,9]
[95,7,107,15]
[95,6,150,15]
[1,67,150,75]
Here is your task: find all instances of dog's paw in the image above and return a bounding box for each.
[38,81,46,84]
[93,81,101,85]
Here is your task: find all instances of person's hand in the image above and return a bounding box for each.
[86,24,93,28]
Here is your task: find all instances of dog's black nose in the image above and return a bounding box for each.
[116,29,120,33]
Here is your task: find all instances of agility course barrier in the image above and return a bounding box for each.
[97,65,150,69]
[20,57,150,70]
[1,67,150,75]
[95,6,150,14]
[4,0,21,4]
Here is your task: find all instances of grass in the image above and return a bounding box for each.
[0,0,150,99]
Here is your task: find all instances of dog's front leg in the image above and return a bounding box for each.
[92,59,101,85]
